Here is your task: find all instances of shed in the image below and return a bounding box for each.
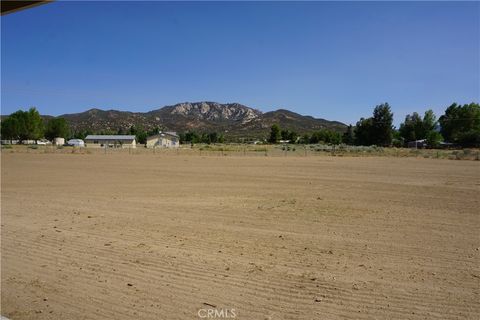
[54,137,65,146]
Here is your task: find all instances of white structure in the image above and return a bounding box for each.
[146,132,179,148]
[67,139,85,147]
[407,139,427,149]
[54,137,65,146]
[84,135,136,148]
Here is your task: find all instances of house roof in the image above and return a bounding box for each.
[85,135,136,140]
[146,132,179,140]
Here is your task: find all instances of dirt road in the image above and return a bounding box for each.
[1,153,479,319]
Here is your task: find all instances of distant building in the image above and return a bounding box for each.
[67,139,85,147]
[146,132,179,148]
[84,135,136,148]
[54,137,65,146]
[407,139,427,148]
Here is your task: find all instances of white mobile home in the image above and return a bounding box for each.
[84,135,136,148]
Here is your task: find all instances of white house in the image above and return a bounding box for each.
[146,132,179,148]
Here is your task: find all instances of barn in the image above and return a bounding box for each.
[84,135,136,148]
[146,132,179,148]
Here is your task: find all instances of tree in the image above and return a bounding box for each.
[309,129,342,144]
[371,103,394,146]
[129,125,147,144]
[25,108,44,141]
[399,112,423,142]
[1,116,20,142]
[0,107,44,142]
[268,124,281,143]
[354,117,374,146]
[399,109,438,144]
[426,131,443,148]
[342,125,355,145]
[299,134,310,144]
[422,109,437,134]
[184,131,200,144]
[439,103,480,146]
[45,117,70,140]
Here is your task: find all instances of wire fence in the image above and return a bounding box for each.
[2,143,480,160]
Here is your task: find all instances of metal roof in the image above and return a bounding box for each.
[85,135,136,140]
[147,132,179,139]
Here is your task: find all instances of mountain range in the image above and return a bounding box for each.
[46,102,347,139]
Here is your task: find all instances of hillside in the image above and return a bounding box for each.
[5,102,347,140]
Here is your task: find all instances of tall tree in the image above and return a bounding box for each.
[439,103,480,146]
[399,112,423,142]
[354,117,374,146]
[1,108,44,142]
[371,103,394,146]
[342,125,355,145]
[45,117,70,140]
[25,107,44,141]
[268,124,281,143]
[1,116,20,142]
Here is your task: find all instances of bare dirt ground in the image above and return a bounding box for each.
[1,153,479,319]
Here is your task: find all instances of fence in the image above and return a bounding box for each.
[2,143,479,160]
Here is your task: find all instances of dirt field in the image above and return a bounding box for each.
[1,152,479,319]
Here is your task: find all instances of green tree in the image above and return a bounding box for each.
[299,134,310,144]
[399,109,438,143]
[439,103,480,146]
[25,107,44,141]
[45,117,70,140]
[1,116,20,142]
[426,131,443,148]
[354,117,374,146]
[371,103,394,146]
[1,108,44,142]
[422,109,437,134]
[399,112,423,142]
[268,124,281,143]
[184,131,200,143]
[342,125,355,145]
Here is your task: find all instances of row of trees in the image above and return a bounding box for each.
[268,124,343,145]
[1,108,70,142]
[179,131,225,144]
[267,102,479,147]
[355,102,479,147]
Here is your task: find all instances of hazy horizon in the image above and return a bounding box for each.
[2,1,479,126]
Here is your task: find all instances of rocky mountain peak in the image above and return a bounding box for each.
[169,101,262,123]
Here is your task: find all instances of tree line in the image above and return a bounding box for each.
[268,102,479,147]
[0,108,69,142]
[179,131,225,144]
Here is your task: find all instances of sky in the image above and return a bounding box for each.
[1,1,479,126]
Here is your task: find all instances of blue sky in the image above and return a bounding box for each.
[1,1,479,125]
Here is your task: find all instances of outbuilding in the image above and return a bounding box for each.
[84,135,136,148]
[54,137,65,146]
[146,132,179,148]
